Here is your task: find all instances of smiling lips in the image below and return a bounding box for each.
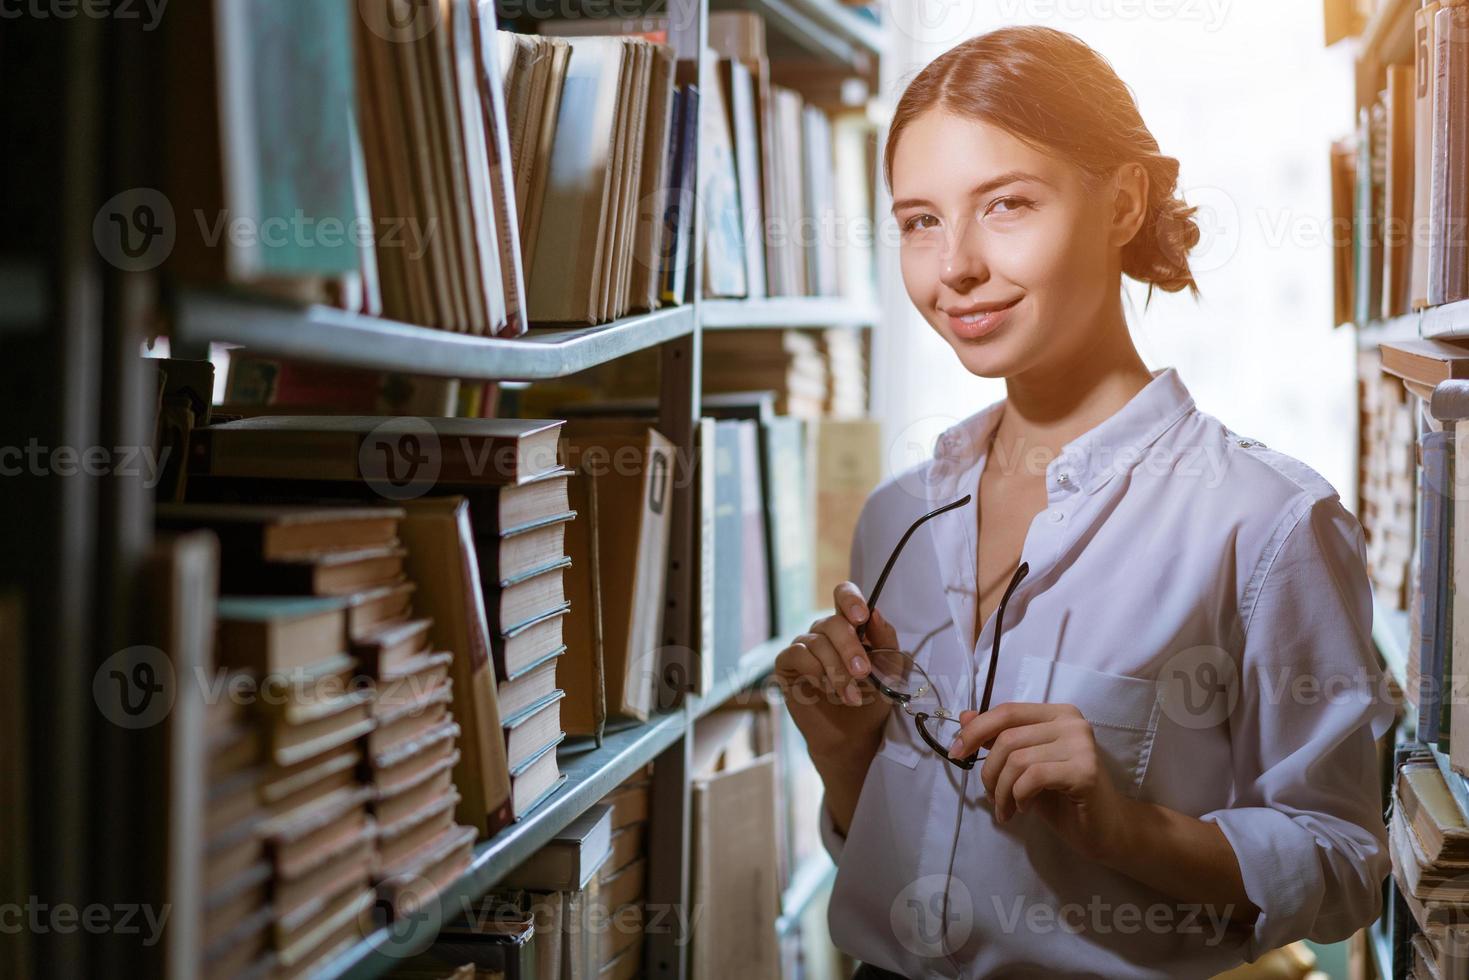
[943,296,1022,340]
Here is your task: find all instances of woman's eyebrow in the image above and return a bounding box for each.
[890,171,1053,214]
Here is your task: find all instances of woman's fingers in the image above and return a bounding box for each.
[792,630,861,706]
[950,702,1074,759]
[978,722,1059,797]
[991,741,1070,821]
[813,612,871,680]
[832,581,868,625]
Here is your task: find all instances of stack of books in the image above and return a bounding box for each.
[821,328,867,419]
[1359,349,1418,613]
[354,0,525,336]
[1389,757,1469,976]
[701,331,827,418]
[1334,1,1469,324]
[503,29,686,323]
[200,685,274,980]
[214,593,377,978]
[159,502,481,970]
[595,770,653,980]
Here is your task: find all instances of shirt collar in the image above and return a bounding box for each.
[931,366,1196,498]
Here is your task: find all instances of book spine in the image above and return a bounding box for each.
[1419,426,1451,744]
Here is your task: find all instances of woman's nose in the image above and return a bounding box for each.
[938,216,987,294]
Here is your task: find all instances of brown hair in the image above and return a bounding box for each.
[885,26,1201,304]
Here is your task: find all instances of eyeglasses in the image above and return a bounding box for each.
[857,494,1029,770]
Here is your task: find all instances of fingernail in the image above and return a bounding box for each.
[847,603,866,622]
[850,655,867,675]
[948,737,963,756]
[845,684,861,706]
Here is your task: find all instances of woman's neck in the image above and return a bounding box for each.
[993,307,1154,476]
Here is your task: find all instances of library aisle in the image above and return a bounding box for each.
[0,0,1459,978]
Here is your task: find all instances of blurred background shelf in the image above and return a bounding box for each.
[718,0,886,72]
[1372,594,1410,694]
[701,297,877,329]
[776,852,836,937]
[170,288,697,382]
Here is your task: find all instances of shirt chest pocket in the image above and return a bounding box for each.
[1013,656,1161,798]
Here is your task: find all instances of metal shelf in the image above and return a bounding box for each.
[317,710,688,980]
[687,636,787,722]
[170,287,697,382]
[701,296,876,330]
[716,0,886,72]
[1357,299,1469,345]
[1429,743,1469,825]
[776,852,836,936]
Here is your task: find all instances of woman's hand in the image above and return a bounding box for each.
[774,581,894,762]
[950,702,1132,862]
[776,582,900,840]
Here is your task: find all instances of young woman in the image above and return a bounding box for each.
[775,26,1393,980]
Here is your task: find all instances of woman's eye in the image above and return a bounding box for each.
[987,196,1033,217]
[901,214,939,234]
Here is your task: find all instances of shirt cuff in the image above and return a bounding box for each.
[1200,806,1323,961]
[819,791,846,863]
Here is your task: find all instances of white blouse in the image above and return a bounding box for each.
[818,366,1394,979]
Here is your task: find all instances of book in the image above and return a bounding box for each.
[700,49,748,299]
[398,496,515,837]
[154,502,404,559]
[1380,338,1469,385]
[166,0,360,284]
[215,596,348,676]
[1412,1,1443,312]
[559,420,676,732]
[509,737,567,820]
[720,58,767,300]
[501,802,613,892]
[659,85,700,305]
[1429,4,1469,307]
[809,419,883,610]
[217,544,407,597]
[1418,428,1452,746]
[496,649,563,721]
[526,36,629,323]
[494,605,571,683]
[502,689,567,772]
[189,416,564,487]
[1383,64,1416,319]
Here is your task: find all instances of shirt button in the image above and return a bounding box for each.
[1056,472,1072,488]
[1048,510,1065,524]
[1237,438,1255,449]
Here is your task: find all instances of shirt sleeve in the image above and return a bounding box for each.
[1200,495,1394,960]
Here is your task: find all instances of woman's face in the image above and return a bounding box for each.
[891,109,1133,380]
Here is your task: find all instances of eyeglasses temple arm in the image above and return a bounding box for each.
[859,494,972,639]
[977,561,1029,715]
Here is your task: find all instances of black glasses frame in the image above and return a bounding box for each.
[857,494,1029,770]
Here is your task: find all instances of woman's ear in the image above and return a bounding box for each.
[1109,162,1150,247]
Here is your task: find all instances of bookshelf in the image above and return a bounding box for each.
[1347,0,1469,967]
[719,0,887,71]
[170,288,699,381]
[701,296,876,329]
[6,0,889,978]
